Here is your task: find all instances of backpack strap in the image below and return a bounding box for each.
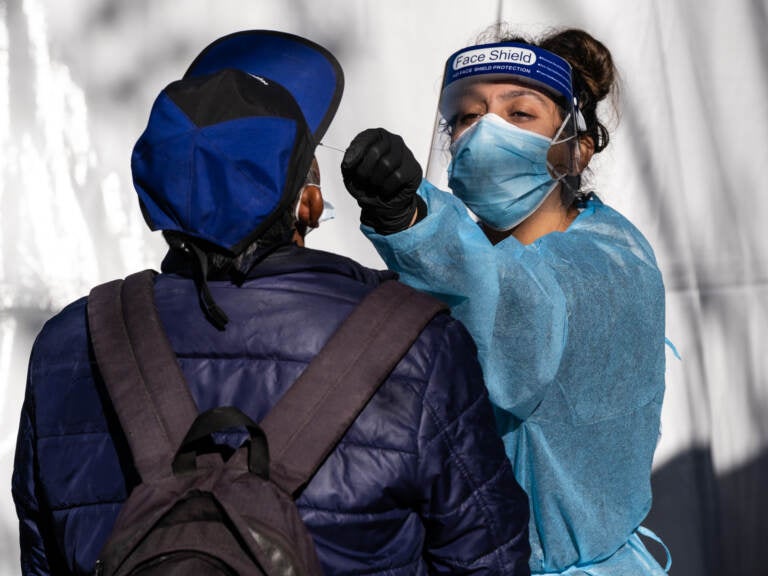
[87,269,199,482]
[261,280,447,496]
[89,271,447,495]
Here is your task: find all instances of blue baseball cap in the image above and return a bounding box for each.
[185,30,344,143]
[132,31,343,256]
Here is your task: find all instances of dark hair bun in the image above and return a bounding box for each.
[541,29,615,104]
[540,28,617,152]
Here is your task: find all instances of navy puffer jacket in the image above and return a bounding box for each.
[13,244,530,575]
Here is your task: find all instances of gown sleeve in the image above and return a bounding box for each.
[365,180,567,420]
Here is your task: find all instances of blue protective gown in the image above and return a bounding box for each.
[365,181,669,574]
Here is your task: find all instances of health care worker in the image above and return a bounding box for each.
[341,28,671,575]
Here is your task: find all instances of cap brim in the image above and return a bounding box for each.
[184,30,343,142]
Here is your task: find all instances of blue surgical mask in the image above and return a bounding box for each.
[447,113,560,231]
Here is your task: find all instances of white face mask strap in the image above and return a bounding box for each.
[546,160,568,182]
[574,96,587,131]
[549,107,584,178]
[552,98,588,144]
[551,112,574,145]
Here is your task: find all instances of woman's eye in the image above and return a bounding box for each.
[509,110,534,120]
[457,113,481,126]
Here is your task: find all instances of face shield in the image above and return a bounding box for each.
[426,42,586,190]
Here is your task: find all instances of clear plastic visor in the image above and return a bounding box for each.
[426,74,582,188]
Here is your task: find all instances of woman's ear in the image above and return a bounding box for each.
[577,135,596,173]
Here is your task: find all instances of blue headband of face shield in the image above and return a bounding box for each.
[439,42,586,131]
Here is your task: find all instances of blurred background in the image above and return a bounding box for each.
[0,0,766,574]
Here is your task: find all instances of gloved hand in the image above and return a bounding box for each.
[341,128,425,235]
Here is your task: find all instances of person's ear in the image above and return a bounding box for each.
[297,184,324,230]
[577,135,595,173]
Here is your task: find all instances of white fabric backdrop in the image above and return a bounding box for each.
[1,1,765,574]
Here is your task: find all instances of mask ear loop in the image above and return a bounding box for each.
[568,96,588,175]
[548,101,587,202]
[570,99,588,202]
[294,184,335,237]
[547,111,579,181]
[551,112,574,145]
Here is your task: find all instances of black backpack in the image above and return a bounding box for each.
[87,270,446,576]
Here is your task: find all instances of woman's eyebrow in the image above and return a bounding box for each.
[457,90,487,104]
[497,89,549,104]
[458,87,549,106]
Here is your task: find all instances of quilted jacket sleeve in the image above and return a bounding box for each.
[12,361,54,576]
[417,316,530,575]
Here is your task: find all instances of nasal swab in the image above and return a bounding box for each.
[318,141,345,153]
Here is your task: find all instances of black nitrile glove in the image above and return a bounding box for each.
[341,128,426,235]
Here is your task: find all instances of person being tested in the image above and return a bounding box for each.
[342,26,671,575]
[12,30,531,575]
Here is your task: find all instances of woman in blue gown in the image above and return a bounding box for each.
[341,27,671,575]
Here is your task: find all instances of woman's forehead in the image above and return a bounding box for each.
[459,81,556,104]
